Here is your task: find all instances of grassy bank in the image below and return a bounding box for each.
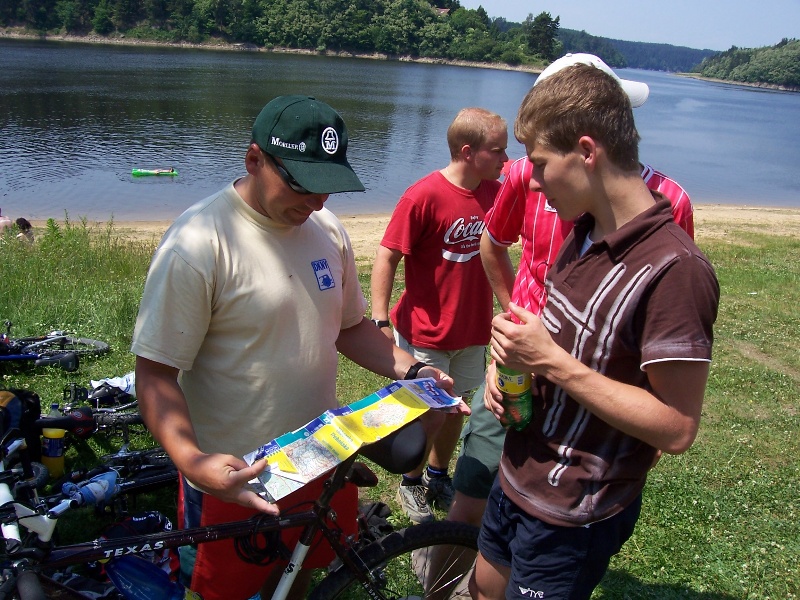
[1,218,798,598]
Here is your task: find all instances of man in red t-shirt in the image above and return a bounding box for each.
[371,107,508,523]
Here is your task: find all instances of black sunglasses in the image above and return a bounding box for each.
[261,151,312,195]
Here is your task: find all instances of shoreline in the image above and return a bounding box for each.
[676,72,800,93]
[6,28,798,91]
[26,203,800,259]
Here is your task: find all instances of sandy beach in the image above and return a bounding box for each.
[28,203,799,260]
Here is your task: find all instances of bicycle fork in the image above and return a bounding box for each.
[271,456,391,600]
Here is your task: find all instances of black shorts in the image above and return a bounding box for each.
[478,478,642,600]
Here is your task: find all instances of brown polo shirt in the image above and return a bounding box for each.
[500,198,719,527]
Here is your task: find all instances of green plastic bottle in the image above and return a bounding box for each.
[495,364,533,431]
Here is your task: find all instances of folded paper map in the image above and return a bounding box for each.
[243,378,460,502]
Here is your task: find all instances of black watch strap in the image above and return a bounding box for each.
[372,319,391,328]
[403,361,428,380]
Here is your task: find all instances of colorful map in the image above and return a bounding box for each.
[243,378,460,502]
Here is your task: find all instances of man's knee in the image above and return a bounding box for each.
[470,552,509,600]
[447,491,488,528]
[418,410,446,436]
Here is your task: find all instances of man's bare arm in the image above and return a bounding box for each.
[370,245,403,338]
[480,230,515,311]
[135,356,277,512]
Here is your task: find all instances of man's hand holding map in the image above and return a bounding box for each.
[243,378,461,502]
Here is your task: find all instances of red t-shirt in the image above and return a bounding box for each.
[382,171,500,350]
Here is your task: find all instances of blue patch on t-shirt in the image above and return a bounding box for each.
[312,259,336,291]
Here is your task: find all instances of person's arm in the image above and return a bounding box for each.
[480,230,516,311]
[490,303,707,454]
[135,356,278,513]
[370,245,404,339]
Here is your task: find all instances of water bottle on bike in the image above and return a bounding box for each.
[41,403,66,478]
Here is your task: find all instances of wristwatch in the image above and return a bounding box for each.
[403,361,428,380]
[371,319,391,328]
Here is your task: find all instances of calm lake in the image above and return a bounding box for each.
[1,38,799,222]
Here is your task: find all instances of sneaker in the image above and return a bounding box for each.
[422,472,455,512]
[397,483,435,524]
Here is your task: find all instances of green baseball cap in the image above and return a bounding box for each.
[252,95,365,194]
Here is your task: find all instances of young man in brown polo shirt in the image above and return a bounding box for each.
[470,64,720,600]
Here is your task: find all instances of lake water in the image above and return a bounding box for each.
[1,38,799,222]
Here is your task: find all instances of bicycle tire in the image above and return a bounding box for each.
[94,412,143,428]
[310,520,479,600]
[10,462,49,505]
[20,336,109,358]
[101,447,173,473]
[27,461,49,491]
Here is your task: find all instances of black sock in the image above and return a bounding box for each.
[426,466,448,479]
[401,475,423,486]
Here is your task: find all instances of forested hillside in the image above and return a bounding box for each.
[4,0,779,78]
[692,38,800,87]
[557,29,627,66]
[608,38,715,72]
[0,0,560,66]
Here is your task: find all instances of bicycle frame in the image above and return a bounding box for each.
[2,450,390,600]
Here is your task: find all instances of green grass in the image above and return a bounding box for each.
[1,220,798,598]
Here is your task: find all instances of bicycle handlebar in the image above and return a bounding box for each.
[33,407,96,439]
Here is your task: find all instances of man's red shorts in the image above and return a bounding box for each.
[177,475,358,600]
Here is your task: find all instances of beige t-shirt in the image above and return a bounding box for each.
[131,183,367,457]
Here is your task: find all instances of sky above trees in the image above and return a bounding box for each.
[458,0,800,51]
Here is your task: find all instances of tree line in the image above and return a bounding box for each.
[1,0,565,66]
[692,38,800,88]
[4,0,767,76]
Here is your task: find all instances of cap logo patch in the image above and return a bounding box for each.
[270,136,306,153]
[321,127,339,155]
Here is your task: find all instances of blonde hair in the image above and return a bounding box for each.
[515,64,640,170]
[447,107,506,160]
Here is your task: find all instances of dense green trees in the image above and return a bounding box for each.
[0,0,558,67]
[5,0,795,82]
[524,11,559,61]
[693,39,800,87]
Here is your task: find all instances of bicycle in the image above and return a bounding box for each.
[0,419,479,600]
[28,403,178,517]
[0,321,109,372]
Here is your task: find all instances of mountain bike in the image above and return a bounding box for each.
[0,321,109,372]
[0,419,478,599]
[27,403,177,517]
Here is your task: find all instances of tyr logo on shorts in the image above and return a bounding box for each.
[312,259,336,291]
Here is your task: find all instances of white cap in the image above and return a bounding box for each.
[535,53,650,108]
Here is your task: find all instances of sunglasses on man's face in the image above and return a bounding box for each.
[262,151,312,195]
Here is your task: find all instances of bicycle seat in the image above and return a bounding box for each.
[358,420,427,475]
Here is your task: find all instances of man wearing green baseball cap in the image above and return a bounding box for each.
[251,94,365,196]
[132,96,463,599]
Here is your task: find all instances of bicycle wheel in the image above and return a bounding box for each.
[21,335,109,358]
[311,520,478,600]
[94,411,144,428]
[101,447,173,473]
